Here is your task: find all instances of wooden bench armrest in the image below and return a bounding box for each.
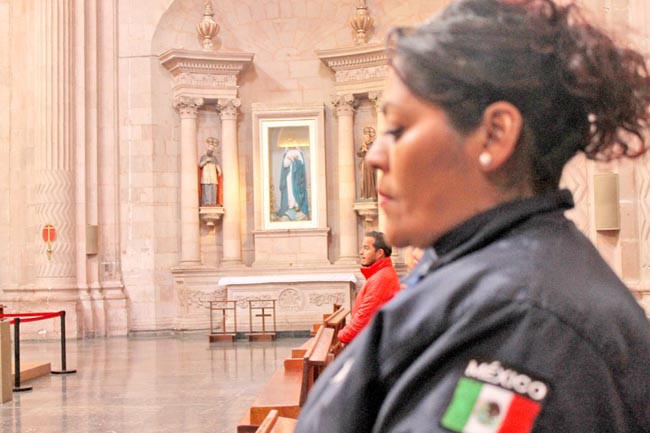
[308,327,334,366]
[255,410,298,433]
[256,410,280,433]
[323,307,349,329]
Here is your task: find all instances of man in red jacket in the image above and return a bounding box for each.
[337,231,401,345]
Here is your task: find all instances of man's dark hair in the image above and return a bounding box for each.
[366,231,392,257]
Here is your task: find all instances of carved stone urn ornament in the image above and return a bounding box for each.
[350,0,374,44]
[197,1,220,51]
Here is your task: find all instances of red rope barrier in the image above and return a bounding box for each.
[0,311,62,325]
[0,312,62,318]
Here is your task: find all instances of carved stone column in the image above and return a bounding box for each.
[218,98,243,265]
[334,94,359,263]
[175,96,204,265]
[369,91,386,232]
[97,0,127,336]
[34,0,77,291]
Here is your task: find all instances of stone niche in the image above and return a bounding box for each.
[218,274,356,331]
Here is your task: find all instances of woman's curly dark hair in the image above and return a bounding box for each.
[388,0,650,193]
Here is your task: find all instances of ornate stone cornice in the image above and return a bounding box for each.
[160,49,254,101]
[316,43,388,94]
[159,49,254,76]
[316,43,387,71]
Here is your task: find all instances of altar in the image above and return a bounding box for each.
[218,273,357,332]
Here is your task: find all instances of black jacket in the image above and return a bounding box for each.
[295,190,650,433]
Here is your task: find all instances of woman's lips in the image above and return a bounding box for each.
[378,192,393,208]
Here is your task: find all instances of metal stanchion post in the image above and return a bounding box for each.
[13,318,32,392]
[51,311,76,375]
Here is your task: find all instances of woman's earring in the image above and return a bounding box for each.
[479,152,493,167]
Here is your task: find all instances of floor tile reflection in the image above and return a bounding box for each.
[0,335,306,433]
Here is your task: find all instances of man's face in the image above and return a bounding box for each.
[359,236,381,267]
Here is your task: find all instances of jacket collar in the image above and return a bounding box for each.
[429,189,574,273]
[361,256,394,280]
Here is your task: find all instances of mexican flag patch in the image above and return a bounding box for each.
[441,360,548,433]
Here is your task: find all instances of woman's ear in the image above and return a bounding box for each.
[477,101,523,172]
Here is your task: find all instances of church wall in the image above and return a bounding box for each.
[560,0,650,308]
[120,0,650,331]
[628,0,650,311]
[118,54,173,331]
[114,0,456,330]
[118,0,180,331]
[2,0,650,338]
[0,0,10,291]
[147,0,450,264]
[5,1,35,293]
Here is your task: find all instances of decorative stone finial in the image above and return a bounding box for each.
[349,0,374,44]
[196,1,220,51]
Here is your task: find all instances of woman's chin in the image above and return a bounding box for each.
[383,226,409,249]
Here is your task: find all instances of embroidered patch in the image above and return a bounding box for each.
[441,360,548,433]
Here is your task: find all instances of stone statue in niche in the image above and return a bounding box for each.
[198,137,222,206]
[357,126,377,200]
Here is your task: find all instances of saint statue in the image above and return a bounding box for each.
[198,137,222,206]
[277,146,310,220]
[357,126,377,200]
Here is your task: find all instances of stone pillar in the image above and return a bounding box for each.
[83,0,101,335]
[72,0,94,336]
[369,91,386,232]
[218,99,243,265]
[175,96,204,266]
[34,0,77,291]
[97,0,127,335]
[334,94,358,263]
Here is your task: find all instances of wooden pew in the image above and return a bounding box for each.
[255,410,297,433]
[311,304,349,336]
[237,326,335,433]
[299,326,334,406]
[323,306,348,333]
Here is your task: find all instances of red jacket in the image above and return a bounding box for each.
[338,257,401,344]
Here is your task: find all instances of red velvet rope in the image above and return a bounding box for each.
[0,312,61,318]
[0,311,62,325]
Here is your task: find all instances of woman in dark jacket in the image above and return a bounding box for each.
[295,0,650,432]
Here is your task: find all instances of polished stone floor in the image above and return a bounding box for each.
[0,334,307,433]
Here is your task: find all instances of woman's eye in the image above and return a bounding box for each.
[383,127,404,141]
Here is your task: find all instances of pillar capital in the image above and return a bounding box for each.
[332,94,358,117]
[217,98,241,120]
[174,96,204,118]
[368,91,384,109]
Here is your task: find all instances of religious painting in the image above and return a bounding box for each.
[260,118,318,229]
